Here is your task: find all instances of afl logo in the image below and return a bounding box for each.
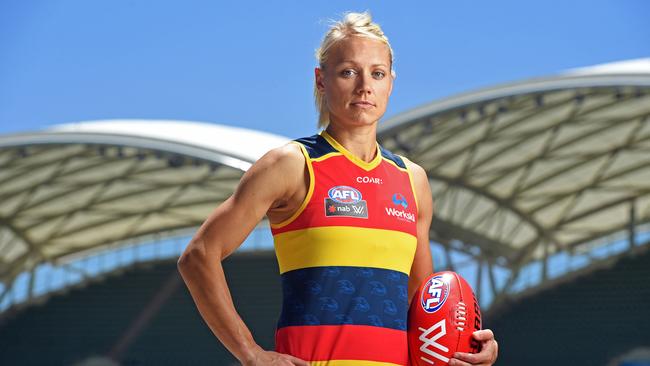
[421,275,450,313]
[328,186,362,204]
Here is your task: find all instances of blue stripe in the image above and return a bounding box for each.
[278,266,409,331]
[379,145,406,169]
[294,134,337,159]
[295,135,406,169]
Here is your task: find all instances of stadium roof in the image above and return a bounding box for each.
[377,58,650,302]
[1,58,649,311]
[0,120,289,290]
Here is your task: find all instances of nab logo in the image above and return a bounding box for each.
[421,275,450,313]
[328,186,362,204]
[325,185,368,219]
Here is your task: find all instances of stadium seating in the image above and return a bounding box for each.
[1,247,648,365]
[487,248,650,366]
[0,253,282,365]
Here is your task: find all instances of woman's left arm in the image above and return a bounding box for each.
[405,159,434,303]
[405,159,498,366]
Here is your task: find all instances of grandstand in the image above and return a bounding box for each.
[0,253,281,365]
[1,58,649,365]
[488,242,650,365]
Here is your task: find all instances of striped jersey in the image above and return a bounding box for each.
[271,131,418,366]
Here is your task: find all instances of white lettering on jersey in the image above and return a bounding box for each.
[385,207,415,222]
[356,176,383,184]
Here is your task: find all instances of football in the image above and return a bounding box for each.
[408,271,482,366]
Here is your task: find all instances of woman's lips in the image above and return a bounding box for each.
[351,101,375,109]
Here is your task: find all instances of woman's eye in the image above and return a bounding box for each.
[372,71,386,79]
[340,69,356,78]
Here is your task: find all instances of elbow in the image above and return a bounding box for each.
[177,251,192,273]
[177,251,193,277]
[177,238,207,273]
[177,236,224,274]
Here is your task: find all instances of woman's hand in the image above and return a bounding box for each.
[242,348,309,366]
[450,329,498,366]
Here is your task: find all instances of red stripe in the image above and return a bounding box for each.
[272,157,417,236]
[276,325,408,365]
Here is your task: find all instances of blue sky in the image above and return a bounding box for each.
[1,0,648,138]
[1,0,648,310]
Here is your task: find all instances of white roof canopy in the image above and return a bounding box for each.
[1,59,649,310]
[0,120,289,286]
[378,59,650,281]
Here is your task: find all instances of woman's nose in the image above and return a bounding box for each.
[356,72,373,95]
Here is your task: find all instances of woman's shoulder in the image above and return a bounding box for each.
[401,155,430,194]
[293,133,337,160]
[257,142,305,170]
[401,155,426,178]
[240,142,306,201]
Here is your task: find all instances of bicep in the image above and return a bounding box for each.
[190,145,303,260]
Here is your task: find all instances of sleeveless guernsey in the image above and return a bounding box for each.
[271,131,418,366]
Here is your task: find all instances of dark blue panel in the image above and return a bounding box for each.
[379,145,406,169]
[294,134,337,159]
[278,266,409,331]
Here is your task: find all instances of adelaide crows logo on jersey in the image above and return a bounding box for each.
[325,185,368,218]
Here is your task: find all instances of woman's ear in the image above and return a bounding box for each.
[315,67,325,92]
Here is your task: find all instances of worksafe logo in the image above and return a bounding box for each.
[385,192,415,223]
[392,193,408,208]
[325,185,368,218]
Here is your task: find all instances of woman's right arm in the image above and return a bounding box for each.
[177,144,309,366]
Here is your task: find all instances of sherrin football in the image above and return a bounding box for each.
[408,271,482,366]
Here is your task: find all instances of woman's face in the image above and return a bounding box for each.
[316,36,393,128]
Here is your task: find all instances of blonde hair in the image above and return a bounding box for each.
[314,11,395,128]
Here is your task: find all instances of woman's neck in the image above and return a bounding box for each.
[325,122,378,163]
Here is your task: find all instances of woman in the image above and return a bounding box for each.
[178,12,498,366]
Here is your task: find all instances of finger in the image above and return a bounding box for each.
[483,338,498,363]
[472,328,494,342]
[454,339,498,365]
[453,351,486,364]
[285,354,310,366]
[448,358,473,366]
[274,353,298,366]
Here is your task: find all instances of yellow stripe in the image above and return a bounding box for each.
[270,142,315,229]
[401,155,420,213]
[321,130,382,171]
[274,226,416,275]
[310,361,401,366]
[311,151,343,162]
